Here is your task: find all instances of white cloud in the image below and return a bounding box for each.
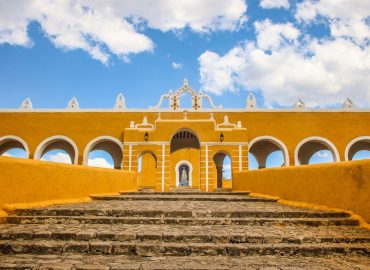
[42,152,72,164]
[254,19,300,51]
[172,62,183,69]
[199,0,370,108]
[2,152,13,157]
[199,37,370,107]
[88,157,114,169]
[316,151,329,158]
[260,0,290,9]
[0,0,247,64]
[296,0,370,45]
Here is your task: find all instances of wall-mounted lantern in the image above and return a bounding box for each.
[220,133,224,142]
[144,132,149,142]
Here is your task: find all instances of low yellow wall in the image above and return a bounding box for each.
[233,160,370,223]
[0,157,137,216]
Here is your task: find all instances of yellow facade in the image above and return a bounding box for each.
[0,80,370,193]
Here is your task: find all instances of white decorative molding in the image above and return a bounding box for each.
[343,98,355,110]
[294,99,305,109]
[0,135,30,158]
[344,136,370,161]
[67,97,80,110]
[114,93,126,110]
[129,116,155,130]
[248,136,290,167]
[294,136,340,165]
[216,115,243,130]
[246,93,257,110]
[34,135,79,164]
[19,98,33,110]
[151,79,221,111]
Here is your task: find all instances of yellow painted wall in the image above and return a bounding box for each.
[137,152,157,188]
[0,111,369,194]
[222,180,232,188]
[233,160,370,222]
[170,148,200,189]
[0,157,137,215]
[1,112,369,163]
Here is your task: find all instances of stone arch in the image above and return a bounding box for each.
[0,135,30,158]
[34,135,78,164]
[138,150,157,171]
[248,136,290,169]
[83,136,123,169]
[213,150,232,189]
[170,128,200,153]
[295,136,340,165]
[175,160,193,187]
[345,136,370,161]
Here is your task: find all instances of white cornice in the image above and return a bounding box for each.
[1,108,370,113]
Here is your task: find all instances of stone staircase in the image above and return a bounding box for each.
[0,191,369,269]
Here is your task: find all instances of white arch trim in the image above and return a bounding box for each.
[0,135,30,158]
[294,136,340,165]
[248,136,290,167]
[175,160,193,187]
[83,136,123,166]
[34,135,79,164]
[345,136,370,161]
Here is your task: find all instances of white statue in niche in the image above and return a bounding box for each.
[181,168,188,182]
[181,168,188,185]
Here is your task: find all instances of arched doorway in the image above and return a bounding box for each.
[295,136,339,165]
[34,135,78,164]
[170,128,200,188]
[0,135,29,159]
[248,136,289,169]
[138,151,157,188]
[83,136,123,169]
[213,152,232,189]
[345,136,370,161]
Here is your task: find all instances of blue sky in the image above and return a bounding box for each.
[1,0,369,109]
[1,0,369,167]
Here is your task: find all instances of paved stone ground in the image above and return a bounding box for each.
[0,254,369,269]
[0,192,369,269]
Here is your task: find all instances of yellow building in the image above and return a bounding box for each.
[0,79,369,192]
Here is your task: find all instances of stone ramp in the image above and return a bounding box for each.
[0,192,369,269]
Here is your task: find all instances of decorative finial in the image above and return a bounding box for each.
[19,98,33,110]
[114,93,126,110]
[294,99,305,109]
[67,97,79,110]
[246,93,257,109]
[183,78,189,86]
[143,116,148,125]
[183,111,188,120]
[343,98,354,109]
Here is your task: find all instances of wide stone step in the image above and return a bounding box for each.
[5,216,360,226]
[121,191,250,196]
[1,224,369,244]
[91,194,277,202]
[1,254,369,270]
[13,208,350,219]
[0,239,369,257]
